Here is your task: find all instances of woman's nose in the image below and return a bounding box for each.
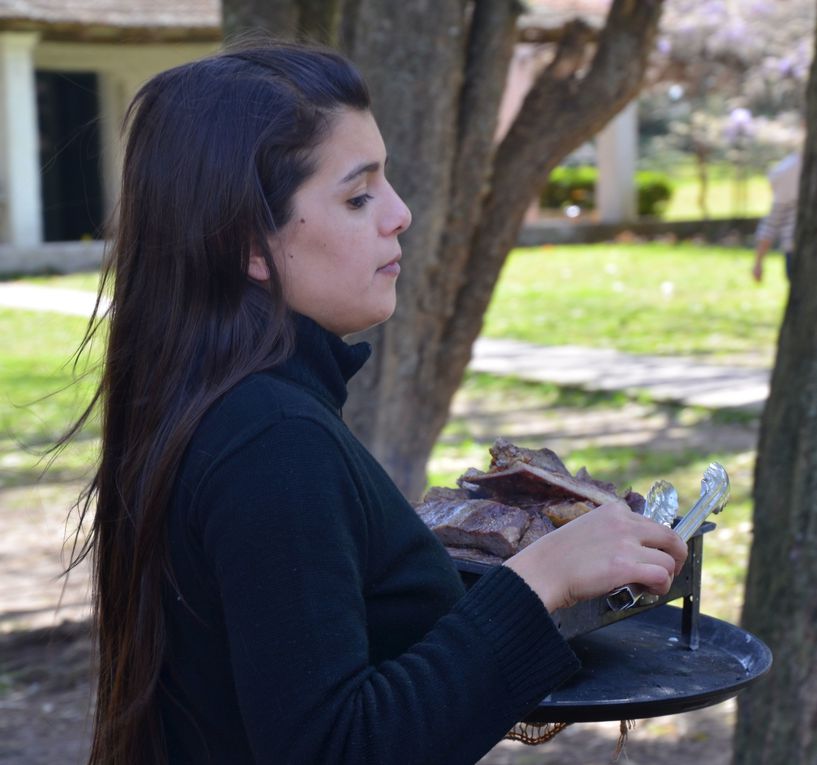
[383,184,412,235]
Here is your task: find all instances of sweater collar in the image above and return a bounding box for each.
[273,313,372,412]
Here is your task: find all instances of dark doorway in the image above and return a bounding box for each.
[36,71,104,242]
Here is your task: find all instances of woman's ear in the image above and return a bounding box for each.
[247,245,271,282]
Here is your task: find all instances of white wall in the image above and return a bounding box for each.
[0,32,43,247]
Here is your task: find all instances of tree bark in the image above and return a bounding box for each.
[344,0,663,499]
[733,14,817,765]
[340,0,517,499]
[223,0,665,499]
[224,0,341,44]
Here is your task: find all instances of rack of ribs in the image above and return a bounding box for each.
[414,438,644,565]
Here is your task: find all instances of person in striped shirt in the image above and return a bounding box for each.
[753,151,801,282]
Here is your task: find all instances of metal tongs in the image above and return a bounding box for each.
[606,462,730,612]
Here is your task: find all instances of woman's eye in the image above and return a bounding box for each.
[348,193,373,210]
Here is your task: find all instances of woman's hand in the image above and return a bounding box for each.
[504,501,688,613]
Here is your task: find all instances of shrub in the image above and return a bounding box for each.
[539,166,673,217]
[539,166,597,210]
[635,170,673,217]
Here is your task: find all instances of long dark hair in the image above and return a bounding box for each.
[62,42,370,764]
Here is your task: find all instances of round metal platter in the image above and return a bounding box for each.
[524,604,772,724]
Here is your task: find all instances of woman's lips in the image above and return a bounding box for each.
[377,256,401,276]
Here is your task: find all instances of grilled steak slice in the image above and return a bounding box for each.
[517,512,557,549]
[489,437,570,475]
[574,466,618,494]
[415,497,530,558]
[456,467,488,495]
[623,489,646,515]
[466,462,621,507]
[573,467,646,514]
[421,486,472,503]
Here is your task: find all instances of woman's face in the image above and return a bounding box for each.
[272,108,412,337]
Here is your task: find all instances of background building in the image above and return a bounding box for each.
[0,0,219,265]
[0,0,635,272]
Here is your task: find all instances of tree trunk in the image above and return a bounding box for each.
[223,0,341,44]
[223,0,665,499]
[343,0,664,500]
[733,13,817,765]
[694,146,710,220]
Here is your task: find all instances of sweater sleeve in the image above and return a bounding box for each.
[195,416,579,765]
[756,198,798,253]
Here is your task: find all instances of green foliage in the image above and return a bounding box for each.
[539,166,674,217]
[483,243,787,358]
[539,166,597,210]
[634,170,674,216]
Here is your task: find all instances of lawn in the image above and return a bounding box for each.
[483,242,788,359]
[0,308,101,489]
[660,164,771,221]
[22,271,101,292]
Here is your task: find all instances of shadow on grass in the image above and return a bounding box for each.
[0,431,99,490]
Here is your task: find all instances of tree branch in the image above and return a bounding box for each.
[438,0,664,391]
[430,0,521,320]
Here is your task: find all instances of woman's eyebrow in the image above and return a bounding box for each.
[339,156,389,185]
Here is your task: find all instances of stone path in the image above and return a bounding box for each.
[471,337,770,412]
[0,282,106,317]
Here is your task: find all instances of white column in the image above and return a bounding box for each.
[98,72,127,222]
[0,32,43,245]
[596,101,638,224]
[98,69,152,222]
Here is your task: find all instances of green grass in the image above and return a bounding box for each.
[484,242,788,358]
[661,165,771,221]
[21,271,102,292]
[0,308,101,488]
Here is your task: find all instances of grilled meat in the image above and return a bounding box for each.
[415,438,644,562]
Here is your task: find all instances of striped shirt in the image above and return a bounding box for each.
[756,153,801,253]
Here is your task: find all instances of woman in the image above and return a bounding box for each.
[67,42,687,764]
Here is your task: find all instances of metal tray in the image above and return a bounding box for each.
[454,523,715,642]
[524,604,772,723]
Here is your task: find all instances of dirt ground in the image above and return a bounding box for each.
[0,398,758,765]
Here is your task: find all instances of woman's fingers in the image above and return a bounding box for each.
[606,504,687,563]
[633,516,688,574]
[504,501,689,612]
[616,547,677,594]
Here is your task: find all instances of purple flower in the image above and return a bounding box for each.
[725,108,754,141]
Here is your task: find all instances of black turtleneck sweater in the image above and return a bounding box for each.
[160,316,579,764]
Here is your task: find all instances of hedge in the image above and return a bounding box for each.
[539,166,673,217]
